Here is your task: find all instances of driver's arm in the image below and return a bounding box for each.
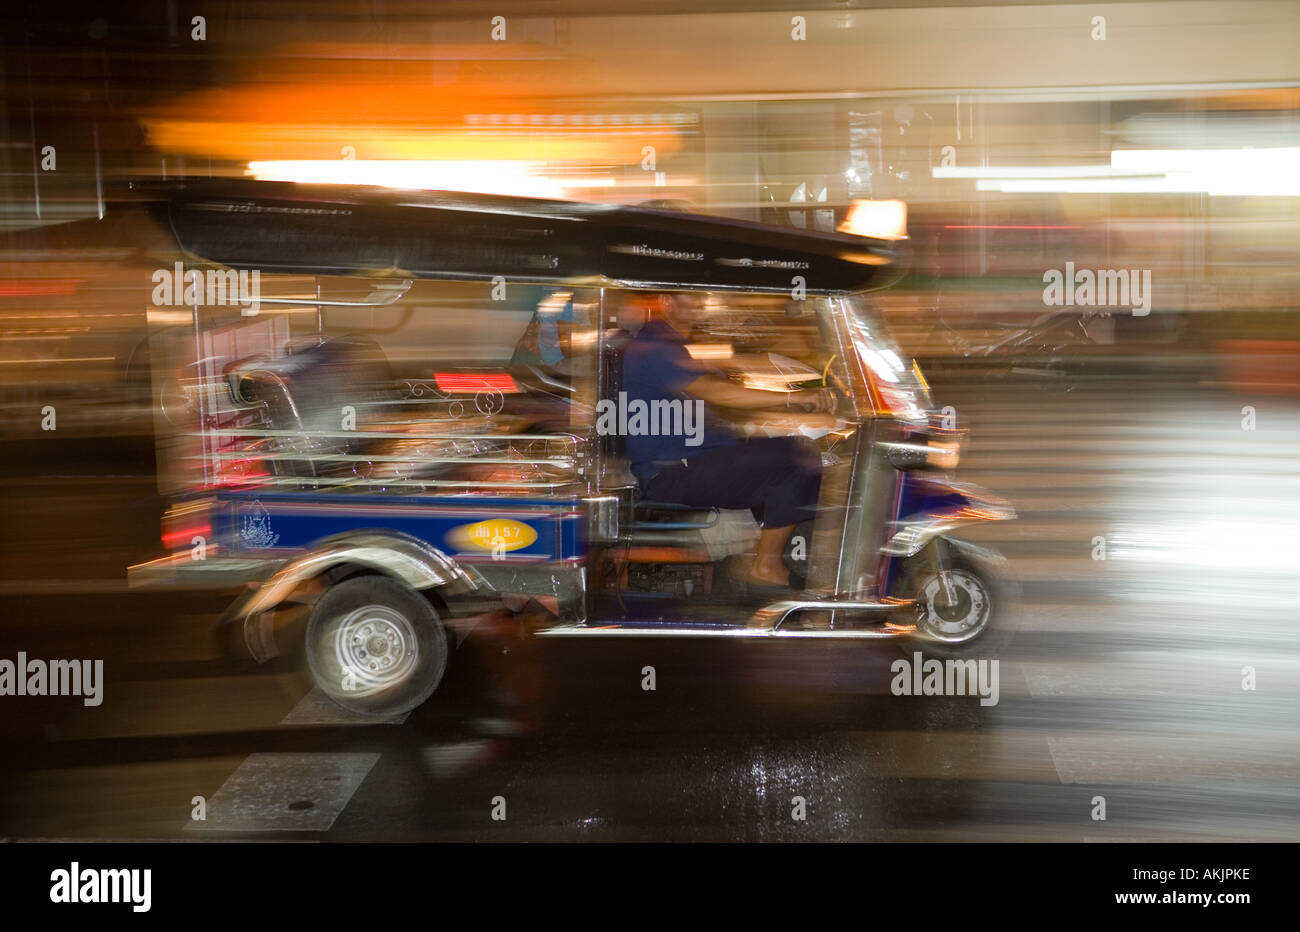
[683,375,834,412]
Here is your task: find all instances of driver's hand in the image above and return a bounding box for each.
[790,388,836,413]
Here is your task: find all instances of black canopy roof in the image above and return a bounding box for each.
[142,179,903,295]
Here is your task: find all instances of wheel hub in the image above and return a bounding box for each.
[335,605,418,693]
[918,570,990,642]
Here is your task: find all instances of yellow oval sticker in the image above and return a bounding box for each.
[447,519,538,554]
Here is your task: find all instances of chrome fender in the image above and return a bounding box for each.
[881,481,1016,558]
[221,530,481,663]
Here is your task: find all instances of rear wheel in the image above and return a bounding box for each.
[305,575,447,716]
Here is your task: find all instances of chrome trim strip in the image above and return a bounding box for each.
[880,520,967,558]
[193,429,584,441]
[750,598,907,628]
[537,622,910,640]
[195,452,578,466]
[254,281,412,307]
[880,498,1017,558]
[209,476,577,489]
[583,494,620,542]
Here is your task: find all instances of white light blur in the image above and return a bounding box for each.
[685,343,735,360]
[880,348,906,372]
[933,165,1153,179]
[976,177,1203,194]
[838,199,908,240]
[1109,517,1300,572]
[247,160,617,198]
[858,347,900,383]
[935,148,1300,196]
[1112,147,1300,196]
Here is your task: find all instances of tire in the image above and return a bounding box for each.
[305,575,448,716]
[898,538,1019,657]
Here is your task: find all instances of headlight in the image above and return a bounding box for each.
[881,439,960,471]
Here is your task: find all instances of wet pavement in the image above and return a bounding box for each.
[1,371,1298,842]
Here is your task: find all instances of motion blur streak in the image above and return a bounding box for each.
[247,160,618,197]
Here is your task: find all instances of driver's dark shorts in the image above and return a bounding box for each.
[639,436,822,529]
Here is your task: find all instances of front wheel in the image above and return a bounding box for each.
[305,575,448,716]
[898,539,1019,656]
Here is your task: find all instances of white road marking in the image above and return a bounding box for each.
[186,752,380,832]
[280,687,410,725]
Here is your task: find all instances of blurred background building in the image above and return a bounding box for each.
[1,0,1297,421]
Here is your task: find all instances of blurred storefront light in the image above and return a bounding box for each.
[838,199,908,240]
[1111,147,1300,196]
[246,159,616,197]
[933,147,1300,196]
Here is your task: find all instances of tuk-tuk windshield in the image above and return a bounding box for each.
[843,294,933,425]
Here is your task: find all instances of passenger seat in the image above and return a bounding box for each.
[227,335,400,482]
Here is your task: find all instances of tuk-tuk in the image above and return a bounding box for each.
[128,179,1016,716]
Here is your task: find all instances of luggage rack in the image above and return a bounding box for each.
[171,343,594,494]
[191,425,590,492]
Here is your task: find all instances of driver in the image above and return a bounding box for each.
[621,292,834,592]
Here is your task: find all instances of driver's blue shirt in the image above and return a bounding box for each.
[621,317,739,484]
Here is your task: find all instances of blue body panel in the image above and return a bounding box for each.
[198,474,1000,606]
[880,473,992,595]
[212,489,585,564]
[897,474,974,523]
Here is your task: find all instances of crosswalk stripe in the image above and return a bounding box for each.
[1046,733,1300,786]
[185,752,380,833]
[280,687,410,726]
